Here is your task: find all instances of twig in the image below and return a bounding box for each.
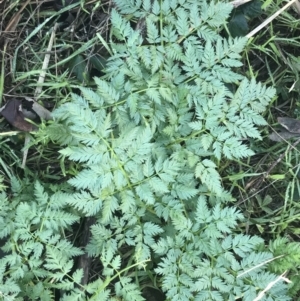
[293,0,300,15]
[238,255,285,278]
[22,23,58,168]
[21,134,31,169]
[34,23,58,98]
[247,0,299,38]
[254,272,291,301]
[230,0,253,8]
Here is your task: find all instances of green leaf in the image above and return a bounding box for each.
[228,12,249,37]
[69,54,89,83]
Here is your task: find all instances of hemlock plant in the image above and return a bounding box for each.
[0,0,298,300]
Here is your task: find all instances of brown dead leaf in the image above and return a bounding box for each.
[0,98,36,132]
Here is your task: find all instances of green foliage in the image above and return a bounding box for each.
[1,0,299,300]
[0,179,81,299]
[266,237,300,296]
